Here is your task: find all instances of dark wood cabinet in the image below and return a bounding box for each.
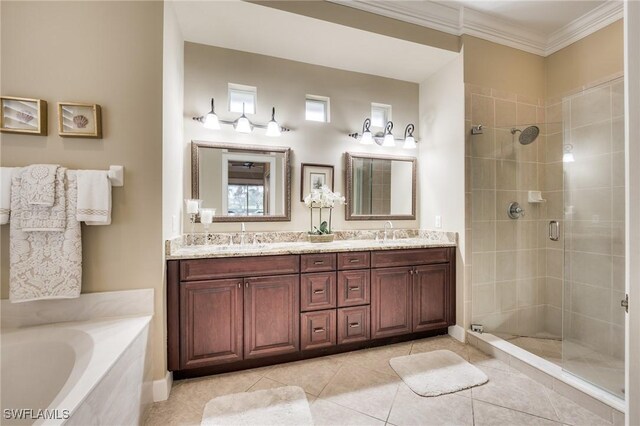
[244,274,300,359]
[337,306,370,344]
[337,270,370,307]
[179,279,243,369]
[412,264,451,332]
[371,267,413,338]
[300,272,336,312]
[301,310,336,350]
[167,246,455,377]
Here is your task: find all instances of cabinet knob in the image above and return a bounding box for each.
[349,322,360,328]
[245,282,249,288]
[313,327,325,333]
[238,282,241,288]
[313,289,325,294]
[348,287,360,291]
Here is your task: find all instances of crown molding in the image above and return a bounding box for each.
[327,0,623,58]
[545,1,623,56]
[328,0,460,36]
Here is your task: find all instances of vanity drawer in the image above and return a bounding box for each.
[300,272,336,312]
[371,248,450,268]
[337,252,370,270]
[300,253,336,273]
[337,306,370,345]
[337,270,370,307]
[300,310,336,351]
[180,255,299,281]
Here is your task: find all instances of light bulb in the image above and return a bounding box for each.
[382,133,395,147]
[266,120,281,137]
[403,136,416,149]
[203,112,220,130]
[360,130,373,145]
[235,116,252,133]
[563,152,575,163]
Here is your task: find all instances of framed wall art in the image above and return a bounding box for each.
[0,96,48,135]
[300,163,334,201]
[58,102,102,138]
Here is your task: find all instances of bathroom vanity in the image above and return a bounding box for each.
[166,241,456,378]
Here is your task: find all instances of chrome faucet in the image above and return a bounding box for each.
[383,221,394,243]
[240,222,246,246]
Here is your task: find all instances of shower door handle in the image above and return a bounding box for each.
[549,221,560,241]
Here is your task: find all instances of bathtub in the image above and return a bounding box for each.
[1,315,152,425]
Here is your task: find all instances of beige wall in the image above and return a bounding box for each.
[252,0,460,53]
[183,43,420,233]
[546,21,624,99]
[0,1,166,380]
[462,35,547,101]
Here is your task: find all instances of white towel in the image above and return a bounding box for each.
[76,170,111,225]
[18,167,66,231]
[22,164,59,206]
[10,170,82,302]
[1,167,19,225]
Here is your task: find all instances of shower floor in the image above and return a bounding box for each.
[496,334,624,399]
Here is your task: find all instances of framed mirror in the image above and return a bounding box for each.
[191,141,291,222]
[345,152,416,221]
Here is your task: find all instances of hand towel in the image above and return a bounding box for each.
[22,164,59,206]
[19,167,66,231]
[1,167,19,225]
[76,170,111,225]
[10,169,82,302]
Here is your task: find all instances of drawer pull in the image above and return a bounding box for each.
[348,287,360,291]
[349,259,359,263]
[314,260,324,265]
[349,322,360,328]
[313,289,325,294]
[313,327,325,333]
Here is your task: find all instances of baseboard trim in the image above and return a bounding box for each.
[448,324,466,343]
[152,371,173,402]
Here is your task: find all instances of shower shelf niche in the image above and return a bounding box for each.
[527,191,546,203]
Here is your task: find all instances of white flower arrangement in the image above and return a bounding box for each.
[304,185,346,235]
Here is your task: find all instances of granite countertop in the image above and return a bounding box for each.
[166,237,456,260]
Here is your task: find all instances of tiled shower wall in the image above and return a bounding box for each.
[466,85,550,336]
[562,78,625,360]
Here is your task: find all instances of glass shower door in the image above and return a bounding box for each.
[561,78,626,399]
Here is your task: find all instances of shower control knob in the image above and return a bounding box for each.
[508,202,525,219]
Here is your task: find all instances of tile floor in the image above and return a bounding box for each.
[144,335,613,426]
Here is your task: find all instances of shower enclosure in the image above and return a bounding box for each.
[468,77,625,399]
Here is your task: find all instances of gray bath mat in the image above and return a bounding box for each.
[201,385,313,426]
[390,349,488,396]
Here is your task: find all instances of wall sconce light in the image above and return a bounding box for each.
[349,118,418,149]
[563,144,575,163]
[193,98,291,136]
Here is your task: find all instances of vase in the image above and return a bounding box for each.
[308,233,335,243]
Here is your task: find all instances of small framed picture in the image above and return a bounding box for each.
[57,102,102,138]
[0,96,47,135]
[301,163,334,201]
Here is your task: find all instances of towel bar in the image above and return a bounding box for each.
[107,165,124,187]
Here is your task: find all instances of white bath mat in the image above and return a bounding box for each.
[201,385,313,426]
[390,349,488,397]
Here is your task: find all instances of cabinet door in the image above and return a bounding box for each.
[244,274,300,359]
[371,267,413,339]
[180,279,243,369]
[337,270,370,307]
[412,264,450,332]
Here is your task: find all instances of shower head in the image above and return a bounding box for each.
[511,125,540,145]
